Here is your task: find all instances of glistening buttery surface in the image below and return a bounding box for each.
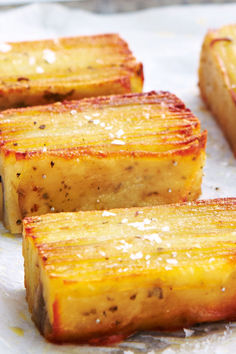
[0,2,236,354]
[0,91,203,155]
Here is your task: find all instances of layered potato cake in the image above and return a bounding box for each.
[0,91,206,233]
[199,24,236,156]
[23,198,236,343]
[0,34,143,109]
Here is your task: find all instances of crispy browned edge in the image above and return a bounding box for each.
[199,27,236,156]
[0,90,207,160]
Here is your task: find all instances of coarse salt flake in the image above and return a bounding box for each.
[128,218,155,231]
[36,66,44,74]
[116,240,132,253]
[111,139,125,145]
[0,42,11,53]
[121,218,128,223]
[166,258,178,265]
[165,266,172,270]
[144,233,162,244]
[162,226,170,232]
[43,49,56,64]
[130,251,143,260]
[116,129,124,138]
[29,56,36,65]
[102,211,116,217]
[70,110,77,115]
[183,328,195,337]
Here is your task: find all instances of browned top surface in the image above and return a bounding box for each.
[0,91,206,159]
[0,33,141,91]
[23,198,236,281]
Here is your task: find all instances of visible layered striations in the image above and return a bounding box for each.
[199,24,236,156]
[0,34,143,109]
[0,91,206,233]
[23,198,236,343]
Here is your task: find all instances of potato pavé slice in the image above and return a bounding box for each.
[0,34,143,109]
[0,91,206,233]
[199,24,236,155]
[23,198,236,343]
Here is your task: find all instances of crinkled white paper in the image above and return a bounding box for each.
[0,3,236,353]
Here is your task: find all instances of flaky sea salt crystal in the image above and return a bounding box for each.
[130,251,143,260]
[102,211,116,216]
[0,42,11,53]
[183,328,195,337]
[36,66,44,74]
[128,218,155,231]
[121,218,128,223]
[166,258,178,265]
[144,233,162,244]
[116,129,124,138]
[111,139,125,145]
[43,49,56,64]
[116,240,132,253]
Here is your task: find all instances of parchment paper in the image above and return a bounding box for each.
[0,2,236,353]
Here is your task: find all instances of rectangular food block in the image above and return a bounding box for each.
[0,91,206,233]
[0,34,143,109]
[199,24,236,156]
[23,198,236,344]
